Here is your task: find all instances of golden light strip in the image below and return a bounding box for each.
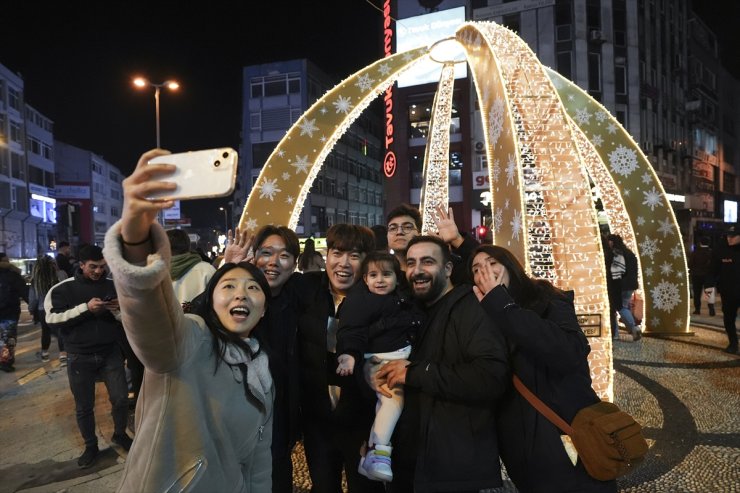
[461,21,612,398]
[239,46,429,232]
[456,24,527,264]
[419,63,455,235]
[546,68,690,335]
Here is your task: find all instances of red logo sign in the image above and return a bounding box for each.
[383,151,397,178]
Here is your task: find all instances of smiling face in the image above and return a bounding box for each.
[326,248,365,296]
[364,260,398,295]
[405,241,452,305]
[254,234,297,295]
[387,214,420,254]
[471,252,511,289]
[212,267,267,337]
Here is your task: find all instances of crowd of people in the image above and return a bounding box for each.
[1,146,737,492]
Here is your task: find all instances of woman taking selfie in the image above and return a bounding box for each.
[103,149,273,493]
[469,244,616,493]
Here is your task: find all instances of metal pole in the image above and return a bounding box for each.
[154,86,161,148]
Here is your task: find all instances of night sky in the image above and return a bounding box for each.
[1,1,738,226]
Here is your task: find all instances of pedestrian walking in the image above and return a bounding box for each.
[0,252,29,372]
[706,223,740,354]
[607,234,642,341]
[29,255,67,363]
[689,236,715,316]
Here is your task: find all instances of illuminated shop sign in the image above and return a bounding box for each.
[383,0,396,178]
[30,194,57,224]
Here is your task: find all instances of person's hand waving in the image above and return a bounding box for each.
[224,228,254,264]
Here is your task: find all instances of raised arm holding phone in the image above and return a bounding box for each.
[102,149,274,492]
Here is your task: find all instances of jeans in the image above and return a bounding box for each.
[611,290,637,338]
[66,348,129,447]
[0,318,19,366]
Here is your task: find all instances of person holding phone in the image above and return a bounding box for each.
[45,245,132,469]
[102,149,273,492]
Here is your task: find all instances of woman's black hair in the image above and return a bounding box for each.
[194,261,271,373]
[469,244,566,309]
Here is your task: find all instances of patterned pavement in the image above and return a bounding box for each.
[1,309,738,493]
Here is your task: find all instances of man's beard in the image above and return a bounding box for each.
[409,271,447,303]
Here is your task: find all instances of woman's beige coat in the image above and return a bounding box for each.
[104,222,273,493]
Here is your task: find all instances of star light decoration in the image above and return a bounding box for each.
[545,67,690,334]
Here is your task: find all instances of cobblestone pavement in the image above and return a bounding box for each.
[1,308,737,493]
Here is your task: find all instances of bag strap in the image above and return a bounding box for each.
[512,375,574,436]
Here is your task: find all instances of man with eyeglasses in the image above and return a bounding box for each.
[386,203,478,285]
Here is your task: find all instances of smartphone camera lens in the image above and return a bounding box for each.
[222,152,230,159]
[214,160,221,167]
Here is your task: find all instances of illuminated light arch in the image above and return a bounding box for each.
[545,68,690,336]
[240,20,690,398]
[238,46,429,232]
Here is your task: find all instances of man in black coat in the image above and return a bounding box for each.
[706,223,740,354]
[377,236,510,492]
[295,224,383,493]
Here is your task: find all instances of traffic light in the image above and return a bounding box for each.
[477,225,488,240]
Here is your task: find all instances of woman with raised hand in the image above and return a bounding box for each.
[470,244,616,493]
[103,149,273,493]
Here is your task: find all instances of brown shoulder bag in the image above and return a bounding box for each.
[513,375,649,481]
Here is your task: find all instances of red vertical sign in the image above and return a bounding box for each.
[383,0,396,178]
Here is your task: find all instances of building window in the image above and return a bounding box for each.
[588,53,602,93]
[8,87,20,111]
[111,206,120,216]
[109,171,119,182]
[615,65,627,95]
[556,25,572,42]
[9,121,21,143]
[10,153,24,180]
[250,112,261,130]
[92,162,103,174]
[557,51,573,80]
[42,143,53,159]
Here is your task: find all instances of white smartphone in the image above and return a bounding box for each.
[147,148,238,200]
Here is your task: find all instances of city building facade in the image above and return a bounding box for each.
[237,59,385,238]
[54,141,123,247]
[381,0,739,247]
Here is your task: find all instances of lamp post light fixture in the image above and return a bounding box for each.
[133,77,180,148]
[219,206,229,232]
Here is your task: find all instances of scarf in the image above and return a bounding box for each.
[221,338,272,407]
[170,253,204,281]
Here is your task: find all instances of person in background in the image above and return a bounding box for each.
[607,234,641,341]
[469,244,617,493]
[386,204,478,286]
[706,223,740,354]
[56,241,76,278]
[688,236,715,316]
[0,252,29,372]
[29,255,68,363]
[103,149,273,492]
[377,236,509,493]
[296,223,383,493]
[45,245,132,468]
[166,228,216,308]
[335,251,422,482]
[297,237,325,272]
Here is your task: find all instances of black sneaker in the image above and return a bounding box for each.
[112,433,133,451]
[78,445,99,468]
[0,363,15,373]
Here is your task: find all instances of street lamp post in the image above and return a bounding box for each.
[133,77,180,148]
